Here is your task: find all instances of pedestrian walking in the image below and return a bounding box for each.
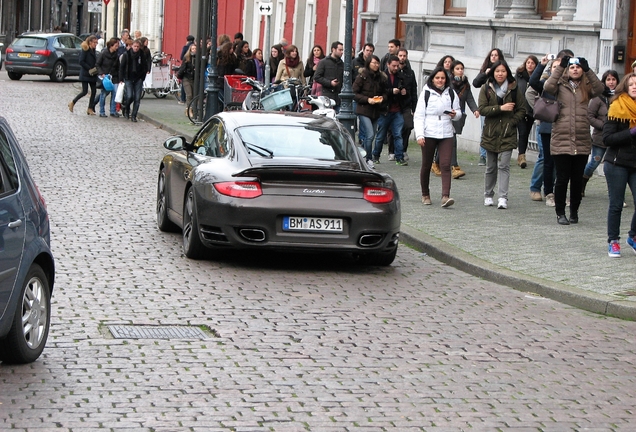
[583,69,619,196]
[69,35,99,115]
[96,38,121,118]
[353,54,388,168]
[119,39,149,122]
[543,55,604,224]
[313,41,344,110]
[478,60,526,209]
[602,72,636,257]
[178,44,197,117]
[414,66,462,207]
[515,55,539,169]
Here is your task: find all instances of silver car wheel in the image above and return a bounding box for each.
[22,275,48,350]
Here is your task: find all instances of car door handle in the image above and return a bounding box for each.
[8,219,23,229]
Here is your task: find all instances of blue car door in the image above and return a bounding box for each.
[0,127,26,319]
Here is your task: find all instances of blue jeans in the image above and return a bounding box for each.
[541,133,555,196]
[353,101,364,143]
[358,115,378,161]
[583,145,607,178]
[479,116,486,159]
[99,83,118,115]
[374,111,404,161]
[604,162,636,242]
[124,79,144,118]
[530,131,544,193]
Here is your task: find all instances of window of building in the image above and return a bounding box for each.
[538,0,560,19]
[445,0,467,17]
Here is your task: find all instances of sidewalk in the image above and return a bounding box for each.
[137,95,636,320]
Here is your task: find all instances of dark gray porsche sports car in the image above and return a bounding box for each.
[156,111,401,265]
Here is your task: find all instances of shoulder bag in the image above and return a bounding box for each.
[533,91,560,123]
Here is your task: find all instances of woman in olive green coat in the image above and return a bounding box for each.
[478,60,526,209]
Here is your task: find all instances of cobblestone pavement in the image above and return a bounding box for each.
[1,74,636,431]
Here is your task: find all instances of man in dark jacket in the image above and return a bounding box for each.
[313,41,344,110]
[387,48,418,160]
[352,43,374,82]
[119,40,148,122]
[380,39,401,72]
[372,55,409,166]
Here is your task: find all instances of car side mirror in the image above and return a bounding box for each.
[163,136,187,151]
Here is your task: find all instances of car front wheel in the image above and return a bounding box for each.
[182,188,206,259]
[157,168,179,232]
[7,71,22,80]
[50,61,66,82]
[0,264,51,364]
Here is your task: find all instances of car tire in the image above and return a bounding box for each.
[182,187,206,259]
[7,71,22,80]
[49,61,66,82]
[157,168,179,232]
[366,245,398,267]
[0,264,51,364]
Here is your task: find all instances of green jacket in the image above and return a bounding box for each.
[478,79,526,153]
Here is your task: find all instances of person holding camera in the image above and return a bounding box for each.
[543,55,604,225]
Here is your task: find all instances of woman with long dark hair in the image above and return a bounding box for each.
[304,45,325,89]
[583,69,619,196]
[515,55,539,168]
[414,66,462,208]
[478,60,526,209]
[353,54,388,168]
[269,44,285,82]
[544,55,604,224]
[244,48,265,82]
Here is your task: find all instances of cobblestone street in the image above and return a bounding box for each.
[1,73,635,431]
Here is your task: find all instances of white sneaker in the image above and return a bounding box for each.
[403,152,409,161]
[366,159,375,169]
[388,153,395,161]
[484,197,494,206]
[497,198,508,209]
[545,193,555,207]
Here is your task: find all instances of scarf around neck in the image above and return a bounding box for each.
[494,80,508,100]
[286,55,300,69]
[608,92,636,128]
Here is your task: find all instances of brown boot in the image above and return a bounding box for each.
[431,162,442,176]
[68,101,75,112]
[87,108,96,116]
[452,166,466,179]
[517,154,527,168]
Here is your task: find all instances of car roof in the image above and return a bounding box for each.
[17,32,76,38]
[218,111,342,130]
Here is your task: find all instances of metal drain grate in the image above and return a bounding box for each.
[108,325,208,339]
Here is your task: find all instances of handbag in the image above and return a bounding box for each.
[102,75,114,92]
[115,81,126,103]
[89,67,99,76]
[533,92,560,123]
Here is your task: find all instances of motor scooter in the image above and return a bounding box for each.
[304,95,337,119]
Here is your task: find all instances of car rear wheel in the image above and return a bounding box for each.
[183,187,206,259]
[50,61,66,82]
[366,245,398,267]
[7,71,22,80]
[157,168,179,232]
[0,264,51,364]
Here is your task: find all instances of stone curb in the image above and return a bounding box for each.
[399,225,636,321]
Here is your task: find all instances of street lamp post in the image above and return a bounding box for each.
[205,0,220,120]
[336,0,356,139]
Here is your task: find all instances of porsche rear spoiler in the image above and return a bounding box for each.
[233,165,388,184]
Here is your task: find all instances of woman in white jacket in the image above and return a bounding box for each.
[414,66,462,207]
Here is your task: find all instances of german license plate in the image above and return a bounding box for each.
[18,53,31,58]
[283,216,343,232]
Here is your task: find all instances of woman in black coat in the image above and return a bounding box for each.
[69,35,98,115]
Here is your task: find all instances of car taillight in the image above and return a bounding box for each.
[35,49,52,56]
[214,181,262,198]
[6,48,13,53]
[363,186,394,204]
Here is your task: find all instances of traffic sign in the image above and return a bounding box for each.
[258,2,273,16]
[104,0,110,5]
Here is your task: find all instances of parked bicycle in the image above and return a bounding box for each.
[187,74,248,125]
[141,52,181,100]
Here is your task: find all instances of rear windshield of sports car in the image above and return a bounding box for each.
[237,125,354,161]
[12,37,47,48]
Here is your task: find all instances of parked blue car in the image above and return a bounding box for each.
[0,117,55,364]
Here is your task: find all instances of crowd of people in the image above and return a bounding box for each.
[65,30,636,258]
